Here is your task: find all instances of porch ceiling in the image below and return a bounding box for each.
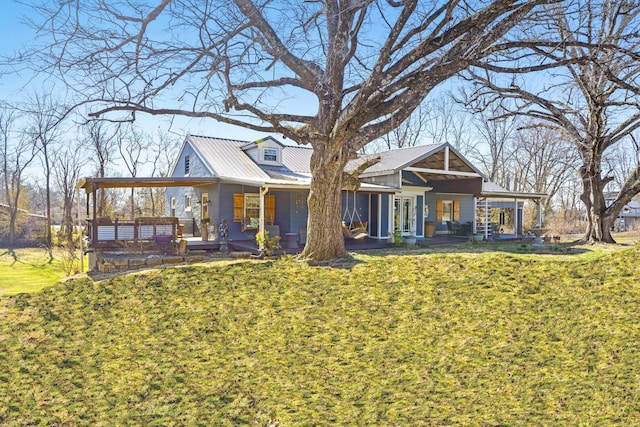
[412,150,476,177]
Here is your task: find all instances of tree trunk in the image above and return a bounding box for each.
[579,165,615,243]
[299,147,348,263]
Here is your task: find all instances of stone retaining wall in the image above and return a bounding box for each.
[97,254,206,272]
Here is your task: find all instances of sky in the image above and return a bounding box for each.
[0,0,279,146]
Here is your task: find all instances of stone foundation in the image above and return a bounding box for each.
[96,252,213,272]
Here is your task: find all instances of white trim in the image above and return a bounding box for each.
[444,146,450,171]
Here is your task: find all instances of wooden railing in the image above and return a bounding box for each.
[87,217,179,247]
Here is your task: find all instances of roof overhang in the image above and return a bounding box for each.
[481,190,547,200]
[77,176,398,194]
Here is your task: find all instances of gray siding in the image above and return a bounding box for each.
[380,194,390,236]
[219,184,261,240]
[288,191,309,235]
[172,142,213,178]
[416,195,424,235]
[341,191,370,226]
[424,192,475,233]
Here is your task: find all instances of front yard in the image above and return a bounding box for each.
[1,239,639,425]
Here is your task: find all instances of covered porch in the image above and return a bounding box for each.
[476,182,547,240]
[77,176,221,271]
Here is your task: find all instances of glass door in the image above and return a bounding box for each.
[394,197,413,235]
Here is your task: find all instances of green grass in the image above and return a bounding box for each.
[0,248,79,296]
[1,245,640,425]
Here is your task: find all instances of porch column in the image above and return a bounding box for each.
[535,200,542,227]
[259,187,268,250]
[78,187,83,273]
[472,197,477,235]
[513,198,519,237]
[484,197,489,239]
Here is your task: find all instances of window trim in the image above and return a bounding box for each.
[263,148,278,162]
[441,200,454,222]
[244,193,260,229]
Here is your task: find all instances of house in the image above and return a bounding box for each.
[605,193,640,231]
[165,135,546,244]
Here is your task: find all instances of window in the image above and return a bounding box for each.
[263,148,278,162]
[170,197,176,217]
[244,194,260,228]
[233,193,276,229]
[185,195,192,211]
[442,201,453,222]
[436,200,460,222]
[184,155,190,175]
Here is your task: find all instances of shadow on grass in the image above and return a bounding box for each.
[351,240,594,258]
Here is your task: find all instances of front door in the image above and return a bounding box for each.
[394,197,413,235]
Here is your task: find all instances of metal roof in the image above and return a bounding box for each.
[187,135,313,185]
[481,181,547,200]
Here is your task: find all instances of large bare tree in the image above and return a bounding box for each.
[466,0,640,243]
[26,0,561,261]
[53,145,83,244]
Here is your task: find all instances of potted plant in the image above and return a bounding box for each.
[387,229,403,246]
[404,233,417,246]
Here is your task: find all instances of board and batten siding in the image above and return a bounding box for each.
[423,192,475,234]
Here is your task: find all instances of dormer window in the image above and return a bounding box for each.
[242,136,283,165]
[264,148,278,162]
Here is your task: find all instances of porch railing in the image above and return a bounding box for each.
[87,217,179,246]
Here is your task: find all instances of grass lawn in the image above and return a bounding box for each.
[1,241,639,425]
[0,248,81,296]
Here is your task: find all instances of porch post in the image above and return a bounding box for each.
[484,197,489,239]
[473,197,477,235]
[259,186,267,250]
[535,200,542,227]
[78,187,83,273]
[513,198,519,237]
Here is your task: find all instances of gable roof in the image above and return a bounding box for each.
[177,135,401,192]
[351,143,483,179]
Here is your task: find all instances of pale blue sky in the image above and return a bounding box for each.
[0,1,279,145]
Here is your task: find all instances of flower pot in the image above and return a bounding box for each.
[404,236,417,245]
[473,233,484,242]
[424,221,436,237]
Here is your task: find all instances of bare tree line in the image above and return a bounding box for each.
[0,99,180,249]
